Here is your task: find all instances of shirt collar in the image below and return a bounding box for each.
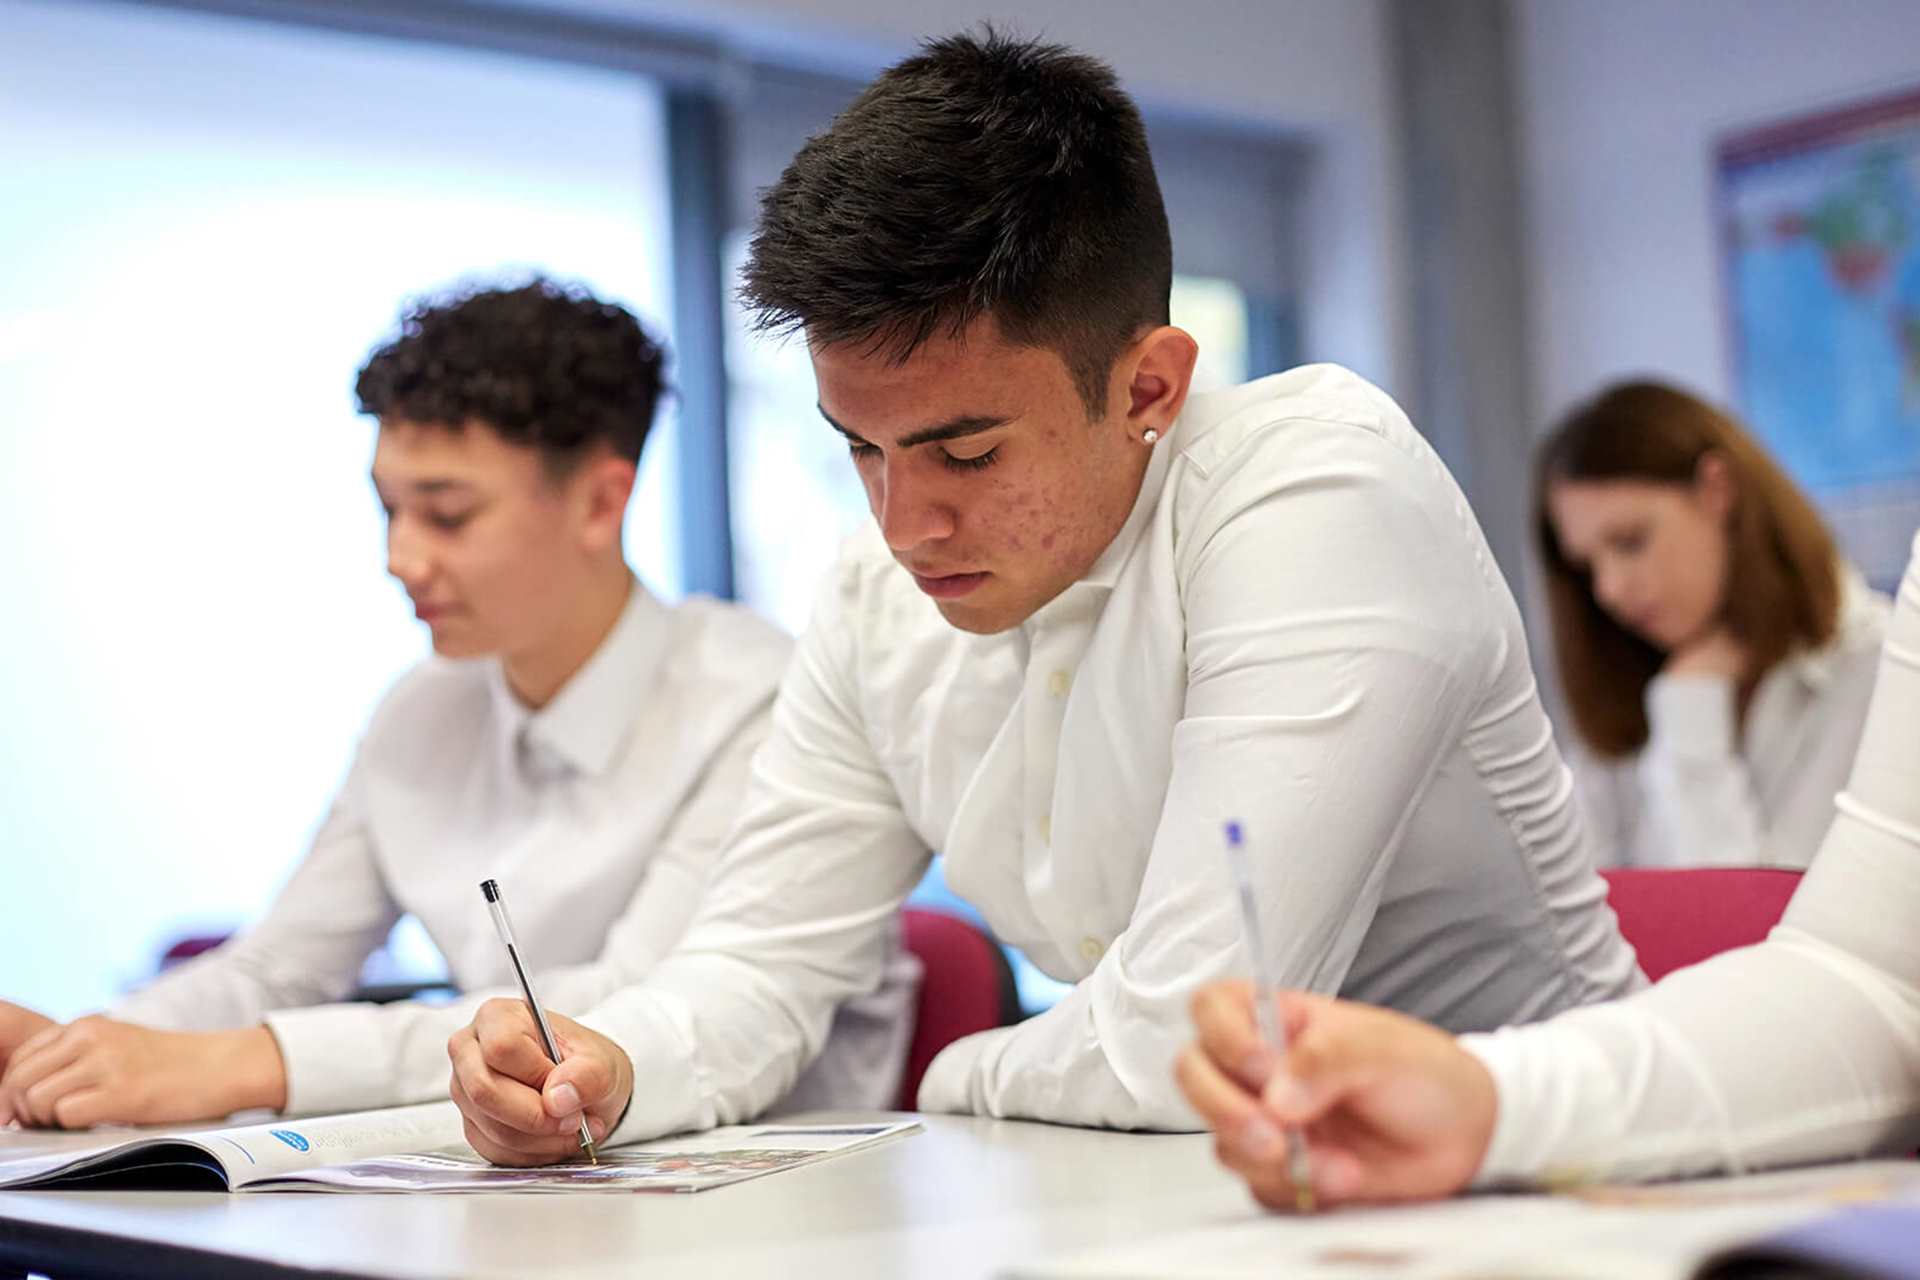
[1076,417,1182,593]
[487,580,670,779]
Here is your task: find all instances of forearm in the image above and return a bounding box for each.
[1466,926,1920,1186]
[112,934,366,1032]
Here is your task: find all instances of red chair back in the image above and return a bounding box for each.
[898,908,1022,1109]
[1600,868,1803,982]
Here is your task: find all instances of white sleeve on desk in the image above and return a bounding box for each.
[1461,924,1920,1188]
[1459,1021,1622,1188]
[575,993,710,1149]
[265,994,529,1117]
[265,1004,414,1116]
[915,1025,1002,1116]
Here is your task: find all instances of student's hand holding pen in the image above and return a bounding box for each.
[1175,982,1497,1209]
[447,999,632,1166]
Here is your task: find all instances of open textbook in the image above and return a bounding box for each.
[1006,1160,1920,1280]
[0,1102,919,1194]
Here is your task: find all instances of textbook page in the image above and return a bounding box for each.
[1004,1161,1920,1280]
[0,1102,466,1191]
[272,1119,923,1193]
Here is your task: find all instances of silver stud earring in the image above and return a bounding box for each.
[1141,428,1159,446]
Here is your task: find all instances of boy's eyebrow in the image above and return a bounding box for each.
[369,474,475,495]
[817,405,1011,449]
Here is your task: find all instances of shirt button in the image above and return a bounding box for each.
[1047,669,1072,698]
[1079,937,1105,964]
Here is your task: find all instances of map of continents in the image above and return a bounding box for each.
[1723,117,1920,492]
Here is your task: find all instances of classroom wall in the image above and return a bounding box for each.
[1514,0,1920,426]
[558,0,1416,402]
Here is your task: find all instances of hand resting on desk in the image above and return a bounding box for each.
[1175,982,1496,1211]
[0,1001,55,1080]
[446,998,632,1166]
[0,1010,287,1128]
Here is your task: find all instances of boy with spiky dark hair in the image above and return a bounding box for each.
[449,33,1639,1167]
[0,280,911,1132]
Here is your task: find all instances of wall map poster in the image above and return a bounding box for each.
[1718,86,1920,588]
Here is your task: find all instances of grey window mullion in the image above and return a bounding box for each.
[666,89,736,600]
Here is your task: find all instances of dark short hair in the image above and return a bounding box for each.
[740,27,1172,415]
[1535,380,1841,758]
[354,278,667,466]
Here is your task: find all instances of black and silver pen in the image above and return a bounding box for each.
[479,877,598,1165]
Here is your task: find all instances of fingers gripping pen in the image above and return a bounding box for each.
[479,878,598,1165]
[1222,821,1314,1211]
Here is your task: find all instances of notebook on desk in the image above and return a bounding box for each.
[1694,1200,1920,1280]
[1004,1160,1920,1280]
[0,1103,919,1194]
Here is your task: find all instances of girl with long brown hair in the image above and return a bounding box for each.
[1533,380,1889,868]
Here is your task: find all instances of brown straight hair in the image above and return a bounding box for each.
[1535,381,1841,758]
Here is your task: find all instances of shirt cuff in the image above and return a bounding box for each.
[265,1004,405,1115]
[1458,1023,1620,1190]
[1645,674,1738,761]
[576,999,710,1148]
[915,1025,1009,1114]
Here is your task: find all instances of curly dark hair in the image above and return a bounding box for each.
[354,278,667,465]
[740,27,1172,416]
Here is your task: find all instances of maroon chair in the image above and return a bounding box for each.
[897,907,1024,1109]
[1601,867,1804,983]
[158,933,231,968]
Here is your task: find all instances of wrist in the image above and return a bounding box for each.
[221,1025,289,1113]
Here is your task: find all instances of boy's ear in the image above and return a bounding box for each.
[576,454,636,553]
[1119,324,1200,436]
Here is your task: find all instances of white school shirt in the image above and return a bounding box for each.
[111,584,915,1116]
[1573,571,1890,869]
[1468,532,1920,1185]
[577,363,1644,1146]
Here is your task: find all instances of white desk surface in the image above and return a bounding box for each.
[0,1111,1252,1279]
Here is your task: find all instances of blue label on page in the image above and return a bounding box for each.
[268,1129,310,1152]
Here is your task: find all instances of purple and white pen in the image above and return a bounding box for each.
[1222,820,1314,1211]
